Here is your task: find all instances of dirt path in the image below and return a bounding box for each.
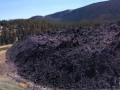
[0,45,25,90]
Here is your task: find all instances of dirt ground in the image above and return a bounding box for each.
[0,44,12,76]
[0,44,25,90]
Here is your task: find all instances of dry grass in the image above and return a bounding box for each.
[18,82,27,88]
[0,44,25,90]
[0,77,25,90]
[0,62,8,76]
[0,44,12,76]
[0,51,6,61]
[0,44,12,61]
[0,44,12,49]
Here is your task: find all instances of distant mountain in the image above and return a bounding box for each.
[30,15,44,19]
[30,10,73,21]
[45,10,73,19]
[31,0,120,22]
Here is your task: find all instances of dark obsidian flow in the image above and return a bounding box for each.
[6,21,120,89]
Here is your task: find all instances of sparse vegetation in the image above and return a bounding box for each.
[0,44,12,51]
[0,45,12,76]
[0,77,25,90]
[0,44,25,90]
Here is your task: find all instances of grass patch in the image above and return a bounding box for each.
[0,77,25,90]
[0,51,6,61]
[0,44,12,51]
[0,47,10,51]
[0,44,12,61]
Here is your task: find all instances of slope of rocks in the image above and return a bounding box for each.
[6,21,120,89]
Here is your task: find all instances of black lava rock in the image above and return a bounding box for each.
[6,22,120,89]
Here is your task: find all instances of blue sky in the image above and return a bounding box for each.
[0,0,108,20]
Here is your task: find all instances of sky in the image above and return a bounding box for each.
[0,0,108,20]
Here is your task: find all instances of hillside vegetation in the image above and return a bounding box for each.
[33,0,120,22]
[0,19,112,46]
[59,0,120,22]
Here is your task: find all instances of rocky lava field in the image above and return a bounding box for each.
[6,21,120,89]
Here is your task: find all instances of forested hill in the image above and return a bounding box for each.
[0,19,93,46]
[0,18,118,46]
[32,0,120,22]
[0,19,64,45]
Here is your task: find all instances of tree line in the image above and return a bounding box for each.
[0,19,114,45]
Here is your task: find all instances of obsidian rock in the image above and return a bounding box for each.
[6,22,120,89]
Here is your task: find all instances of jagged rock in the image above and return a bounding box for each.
[6,21,120,89]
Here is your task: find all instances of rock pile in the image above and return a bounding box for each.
[6,21,120,89]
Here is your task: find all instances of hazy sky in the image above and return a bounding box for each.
[0,0,108,20]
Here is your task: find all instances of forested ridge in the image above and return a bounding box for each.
[0,19,66,45]
[0,19,112,46]
[32,0,120,22]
